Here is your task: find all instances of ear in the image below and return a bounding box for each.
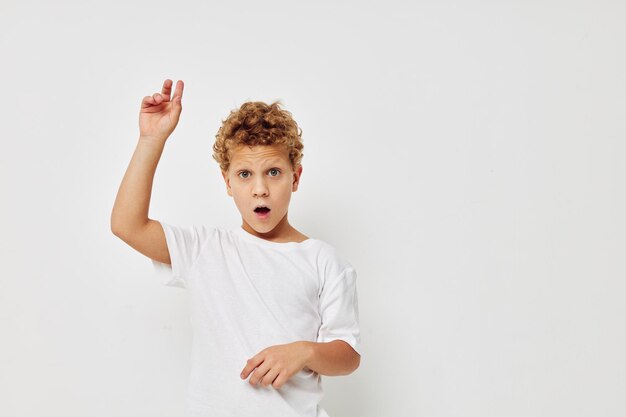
[222,170,233,197]
[292,165,303,192]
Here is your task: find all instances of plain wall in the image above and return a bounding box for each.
[1,0,624,416]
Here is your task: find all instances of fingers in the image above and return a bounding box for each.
[159,79,184,104]
[248,362,271,386]
[141,79,183,109]
[272,372,287,389]
[241,357,261,380]
[140,95,162,109]
[161,79,172,100]
[141,95,156,108]
[172,79,184,104]
[260,367,281,387]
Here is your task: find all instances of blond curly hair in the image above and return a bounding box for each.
[212,100,304,173]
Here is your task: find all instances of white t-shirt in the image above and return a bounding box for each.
[151,221,362,417]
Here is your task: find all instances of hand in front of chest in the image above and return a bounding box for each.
[240,341,314,389]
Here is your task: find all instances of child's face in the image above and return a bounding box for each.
[222,144,302,237]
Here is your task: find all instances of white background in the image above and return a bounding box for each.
[1,0,624,416]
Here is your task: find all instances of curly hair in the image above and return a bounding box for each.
[212,100,304,173]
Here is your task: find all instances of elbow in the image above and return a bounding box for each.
[111,222,129,239]
[351,353,361,373]
[110,214,147,238]
[343,350,360,375]
[110,212,122,236]
[340,342,361,375]
[111,222,123,237]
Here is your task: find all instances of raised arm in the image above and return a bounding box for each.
[110,79,184,264]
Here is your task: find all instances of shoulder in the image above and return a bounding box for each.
[157,221,218,243]
[163,223,221,249]
[309,238,356,280]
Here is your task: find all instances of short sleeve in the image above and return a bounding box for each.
[151,221,205,289]
[316,266,362,356]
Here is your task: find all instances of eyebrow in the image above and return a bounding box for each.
[232,159,285,170]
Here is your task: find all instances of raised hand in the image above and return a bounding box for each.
[139,79,184,143]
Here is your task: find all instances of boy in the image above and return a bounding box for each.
[111,79,362,417]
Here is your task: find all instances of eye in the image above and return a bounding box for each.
[237,168,280,179]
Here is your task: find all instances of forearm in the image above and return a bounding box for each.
[303,340,360,376]
[111,136,166,234]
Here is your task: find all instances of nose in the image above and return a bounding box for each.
[252,176,269,198]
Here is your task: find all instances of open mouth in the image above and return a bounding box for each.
[254,206,271,214]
